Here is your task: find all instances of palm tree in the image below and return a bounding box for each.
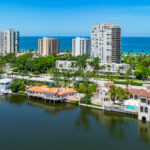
[59,64,63,72]
[71,62,76,72]
[89,57,100,78]
[124,68,132,95]
[75,54,89,70]
[116,87,128,104]
[82,71,93,98]
[109,86,117,104]
[106,65,111,81]
[117,66,124,78]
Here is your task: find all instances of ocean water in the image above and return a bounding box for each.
[20,36,150,54]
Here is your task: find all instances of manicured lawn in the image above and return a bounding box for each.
[91,103,102,107]
[114,80,143,86]
[69,100,79,105]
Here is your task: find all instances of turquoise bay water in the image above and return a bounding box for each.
[0,95,150,150]
[20,36,150,54]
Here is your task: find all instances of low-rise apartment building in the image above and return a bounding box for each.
[56,60,79,71]
[99,63,130,74]
[56,60,130,74]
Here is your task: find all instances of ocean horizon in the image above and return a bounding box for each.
[20,36,150,54]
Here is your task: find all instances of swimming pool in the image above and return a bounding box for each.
[123,105,138,110]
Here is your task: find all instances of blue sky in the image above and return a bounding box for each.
[1,0,150,36]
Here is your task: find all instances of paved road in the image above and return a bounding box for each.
[1,73,150,90]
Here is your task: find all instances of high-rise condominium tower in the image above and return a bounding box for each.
[91,23,121,63]
[0,29,19,55]
[72,37,90,56]
[38,37,59,56]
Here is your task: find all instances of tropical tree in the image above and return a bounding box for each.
[109,86,127,104]
[75,54,89,70]
[89,57,100,78]
[10,79,26,93]
[116,87,128,104]
[33,71,40,76]
[108,86,117,104]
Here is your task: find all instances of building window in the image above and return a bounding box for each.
[145,107,148,113]
[141,98,146,103]
[140,107,143,112]
[134,95,138,99]
[130,95,133,98]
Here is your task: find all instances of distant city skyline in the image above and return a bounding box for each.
[1,0,150,36]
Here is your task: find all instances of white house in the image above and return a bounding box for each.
[0,78,12,93]
[91,83,114,105]
[92,82,150,122]
[138,93,150,122]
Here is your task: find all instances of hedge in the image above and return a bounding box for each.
[114,80,143,86]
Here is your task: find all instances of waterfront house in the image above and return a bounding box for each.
[91,83,114,105]
[0,78,12,94]
[26,86,77,103]
[91,82,150,121]
[137,91,150,122]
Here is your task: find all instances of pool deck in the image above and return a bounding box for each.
[78,103,138,116]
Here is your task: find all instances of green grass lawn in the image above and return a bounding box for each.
[91,103,102,107]
[69,100,79,105]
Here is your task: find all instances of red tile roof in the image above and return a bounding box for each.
[93,92,98,95]
[147,98,150,101]
[26,86,77,95]
[96,87,102,90]
[105,83,114,87]
[26,85,30,88]
[147,86,150,89]
[128,89,150,98]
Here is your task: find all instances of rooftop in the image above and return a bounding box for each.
[0,78,12,84]
[147,98,150,101]
[104,83,114,87]
[128,89,150,98]
[26,86,77,95]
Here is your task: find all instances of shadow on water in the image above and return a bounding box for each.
[76,106,150,142]
[138,120,150,143]
[76,106,131,138]
[0,95,27,105]
[27,99,77,115]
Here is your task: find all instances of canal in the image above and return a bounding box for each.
[0,95,150,150]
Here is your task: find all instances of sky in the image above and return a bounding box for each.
[0,0,150,36]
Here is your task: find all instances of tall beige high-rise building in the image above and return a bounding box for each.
[38,37,59,56]
[0,29,19,55]
[91,22,121,64]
